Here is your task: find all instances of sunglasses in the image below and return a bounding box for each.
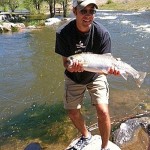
[79,9,96,15]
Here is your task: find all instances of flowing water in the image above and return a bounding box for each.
[0,10,150,149]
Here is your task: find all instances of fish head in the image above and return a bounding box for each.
[67,54,85,66]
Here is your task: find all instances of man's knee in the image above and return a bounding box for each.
[97,110,109,120]
[95,104,110,120]
[68,109,81,120]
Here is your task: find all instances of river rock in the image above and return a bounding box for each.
[45,17,61,26]
[24,142,42,150]
[0,22,26,32]
[15,23,26,29]
[0,24,3,32]
[113,117,150,150]
[2,22,16,31]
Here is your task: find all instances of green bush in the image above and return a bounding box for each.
[107,0,113,4]
[27,14,48,20]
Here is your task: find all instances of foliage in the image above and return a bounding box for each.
[23,0,34,12]
[8,0,20,12]
[23,0,42,14]
[11,25,19,32]
[0,0,71,17]
[100,0,150,11]
[25,19,45,26]
[0,0,20,12]
[0,0,8,11]
[106,0,113,4]
[24,14,47,26]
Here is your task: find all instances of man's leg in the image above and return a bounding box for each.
[95,103,111,149]
[68,109,89,137]
[64,75,90,137]
[87,75,110,149]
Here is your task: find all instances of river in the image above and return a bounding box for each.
[0,10,150,149]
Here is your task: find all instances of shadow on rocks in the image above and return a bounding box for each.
[24,143,42,150]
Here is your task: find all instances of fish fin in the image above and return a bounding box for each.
[102,53,113,57]
[135,72,147,88]
[82,52,93,54]
[121,72,128,80]
[116,57,121,61]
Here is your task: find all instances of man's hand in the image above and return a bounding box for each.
[108,67,120,76]
[67,59,84,73]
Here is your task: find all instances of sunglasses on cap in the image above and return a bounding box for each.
[79,9,96,15]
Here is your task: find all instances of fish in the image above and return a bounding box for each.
[67,53,147,88]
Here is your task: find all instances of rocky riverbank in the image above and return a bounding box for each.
[0,22,43,33]
[96,0,150,11]
[0,22,25,32]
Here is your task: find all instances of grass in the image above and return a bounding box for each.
[99,0,150,11]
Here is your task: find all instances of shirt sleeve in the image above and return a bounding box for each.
[55,32,65,57]
[100,31,111,54]
[55,32,69,57]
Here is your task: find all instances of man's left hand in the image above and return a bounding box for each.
[108,67,120,76]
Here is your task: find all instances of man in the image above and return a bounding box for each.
[55,0,119,149]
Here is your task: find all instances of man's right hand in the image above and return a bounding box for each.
[63,56,84,73]
[67,59,84,72]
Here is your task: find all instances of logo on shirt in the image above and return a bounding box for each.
[75,41,85,53]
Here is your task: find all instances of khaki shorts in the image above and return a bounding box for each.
[64,74,109,109]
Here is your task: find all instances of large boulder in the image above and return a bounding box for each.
[0,22,26,32]
[0,24,3,32]
[113,117,150,150]
[2,22,14,31]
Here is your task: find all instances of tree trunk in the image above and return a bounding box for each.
[63,0,67,17]
[37,3,40,14]
[49,0,54,18]
[54,0,56,16]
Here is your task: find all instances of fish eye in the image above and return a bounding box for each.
[70,56,74,60]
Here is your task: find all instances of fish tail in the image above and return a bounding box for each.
[135,72,147,88]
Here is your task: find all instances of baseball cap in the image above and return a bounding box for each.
[72,0,98,10]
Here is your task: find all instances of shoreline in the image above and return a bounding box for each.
[96,0,150,11]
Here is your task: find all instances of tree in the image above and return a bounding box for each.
[45,0,54,17]
[44,0,68,18]
[23,0,69,17]
[23,0,33,11]
[0,0,8,11]
[23,0,43,14]
[62,0,67,17]
[8,0,19,12]
[0,0,20,12]
[33,0,43,13]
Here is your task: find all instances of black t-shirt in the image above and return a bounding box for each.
[55,19,111,84]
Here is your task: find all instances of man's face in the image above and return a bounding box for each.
[74,4,96,32]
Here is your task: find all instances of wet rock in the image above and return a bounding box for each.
[27,25,36,29]
[113,117,150,149]
[24,142,42,150]
[0,22,26,33]
[140,122,150,135]
[15,23,26,29]
[2,22,15,31]
[0,24,3,32]
[45,17,61,26]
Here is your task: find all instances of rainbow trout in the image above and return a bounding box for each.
[67,53,147,88]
